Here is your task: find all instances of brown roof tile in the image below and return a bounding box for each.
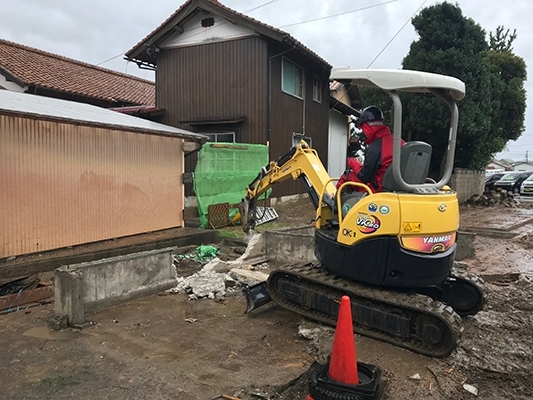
[0,39,155,106]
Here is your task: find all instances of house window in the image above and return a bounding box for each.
[205,132,235,143]
[313,76,322,103]
[282,57,303,99]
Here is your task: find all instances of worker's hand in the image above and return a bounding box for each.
[347,157,362,173]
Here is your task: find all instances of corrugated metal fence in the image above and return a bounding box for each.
[0,114,184,258]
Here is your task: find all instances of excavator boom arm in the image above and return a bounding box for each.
[241,141,337,232]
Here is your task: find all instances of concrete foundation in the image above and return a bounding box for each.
[455,231,475,261]
[264,226,317,264]
[55,248,175,326]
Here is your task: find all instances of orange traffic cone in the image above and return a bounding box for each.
[328,295,359,384]
[307,295,382,399]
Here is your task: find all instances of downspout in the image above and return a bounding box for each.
[268,47,294,145]
[302,71,306,136]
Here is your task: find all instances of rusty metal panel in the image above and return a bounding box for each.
[0,90,206,142]
[0,114,184,259]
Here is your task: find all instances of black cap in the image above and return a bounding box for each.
[359,106,384,125]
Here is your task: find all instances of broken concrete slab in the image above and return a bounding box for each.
[229,268,269,287]
[55,248,175,326]
[168,234,271,299]
[170,271,231,300]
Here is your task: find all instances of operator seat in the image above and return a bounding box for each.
[382,141,432,192]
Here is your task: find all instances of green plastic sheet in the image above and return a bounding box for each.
[176,245,219,262]
[194,143,271,228]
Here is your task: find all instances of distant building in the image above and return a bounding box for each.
[328,80,362,178]
[486,159,513,174]
[513,162,533,172]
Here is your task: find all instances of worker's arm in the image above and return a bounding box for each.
[357,142,380,185]
[347,157,363,174]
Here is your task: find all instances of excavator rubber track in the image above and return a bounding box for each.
[268,263,463,358]
[448,269,486,316]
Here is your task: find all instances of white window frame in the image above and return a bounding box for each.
[204,132,236,143]
[312,75,322,103]
[282,57,304,99]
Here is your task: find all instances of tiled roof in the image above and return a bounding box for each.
[126,0,330,69]
[0,39,155,106]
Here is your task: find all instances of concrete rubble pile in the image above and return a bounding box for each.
[465,191,520,207]
[168,234,269,300]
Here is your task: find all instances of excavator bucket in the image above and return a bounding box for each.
[243,282,271,313]
[239,198,253,233]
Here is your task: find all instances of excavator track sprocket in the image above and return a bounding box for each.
[267,263,463,358]
[445,269,485,316]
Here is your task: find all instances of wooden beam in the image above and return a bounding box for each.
[0,286,53,311]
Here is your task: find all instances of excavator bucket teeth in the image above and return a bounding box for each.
[243,282,271,313]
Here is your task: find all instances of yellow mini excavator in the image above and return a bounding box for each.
[240,69,484,358]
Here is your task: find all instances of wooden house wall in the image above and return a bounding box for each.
[268,51,331,197]
[156,36,330,198]
[157,36,269,196]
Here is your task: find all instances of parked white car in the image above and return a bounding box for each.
[520,174,533,195]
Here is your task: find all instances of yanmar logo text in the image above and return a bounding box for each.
[422,235,452,244]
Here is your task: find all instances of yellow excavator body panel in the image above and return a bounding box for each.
[336,191,459,253]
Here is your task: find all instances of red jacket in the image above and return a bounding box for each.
[336,158,363,190]
[357,124,405,192]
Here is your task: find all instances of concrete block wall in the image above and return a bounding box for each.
[264,226,317,264]
[449,168,485,203]
[55,248,176,326]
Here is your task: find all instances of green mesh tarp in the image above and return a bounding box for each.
[194,143,270,228]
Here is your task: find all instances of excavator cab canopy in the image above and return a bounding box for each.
[330,68,465,192]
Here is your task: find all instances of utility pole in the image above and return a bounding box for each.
[527,150,529,163]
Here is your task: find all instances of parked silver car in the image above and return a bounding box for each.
[520,174,533,195]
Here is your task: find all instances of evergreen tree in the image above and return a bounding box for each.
[398,3,527,174]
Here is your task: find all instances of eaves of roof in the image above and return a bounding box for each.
[126,0,331,70]
[0,90,206,143]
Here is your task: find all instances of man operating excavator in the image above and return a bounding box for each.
[336,105,405,193]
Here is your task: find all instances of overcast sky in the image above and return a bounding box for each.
[0,0,531,161]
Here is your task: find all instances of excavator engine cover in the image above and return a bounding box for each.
[314,229,454,288]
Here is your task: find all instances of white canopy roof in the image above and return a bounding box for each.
[330,68,465,101]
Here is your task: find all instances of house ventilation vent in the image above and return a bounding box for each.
[201,17,215,28]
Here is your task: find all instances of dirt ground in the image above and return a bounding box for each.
[1,197,533,400]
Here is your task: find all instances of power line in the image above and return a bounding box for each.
[279,0,398,28]
[367,0,428,68]
[96,52,125,66]
[244,0,281,13]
